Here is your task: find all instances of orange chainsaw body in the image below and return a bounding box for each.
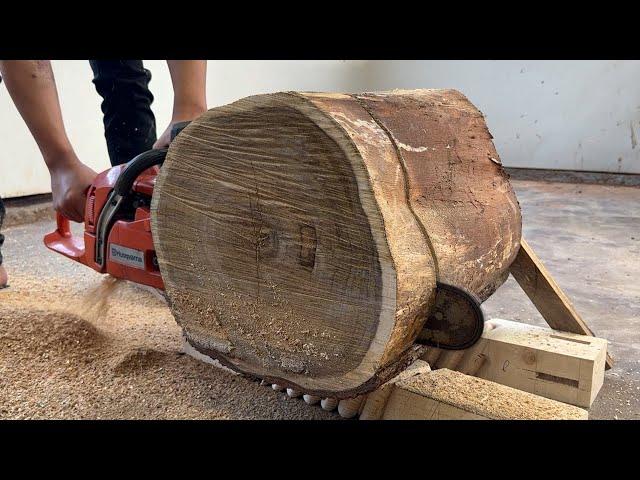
[44,164,164,290]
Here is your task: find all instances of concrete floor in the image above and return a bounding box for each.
[1,179,638,419]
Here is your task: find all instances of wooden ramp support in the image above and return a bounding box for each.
[510,238,613,370]
[361,367,588,420]
[421,319,607,408]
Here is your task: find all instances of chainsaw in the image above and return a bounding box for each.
[43,121,484,351]
[43,121,191,290]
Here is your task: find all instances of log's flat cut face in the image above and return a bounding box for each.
[152,94,395,394]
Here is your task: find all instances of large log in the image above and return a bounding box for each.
[151,89,521,398]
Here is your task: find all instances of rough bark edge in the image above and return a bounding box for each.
[300,92,437,367]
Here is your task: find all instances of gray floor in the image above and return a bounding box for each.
[1,179,638,419]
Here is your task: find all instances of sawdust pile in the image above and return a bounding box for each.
[0,274,337,419]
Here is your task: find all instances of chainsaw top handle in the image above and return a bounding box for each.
[94,120,192,267]
[112,148,167,197]
[108,120,191,197]
[94,148,168,267]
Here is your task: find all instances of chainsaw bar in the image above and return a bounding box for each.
[416,282,485,350]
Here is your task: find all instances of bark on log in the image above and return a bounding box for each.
[151,89,521,398]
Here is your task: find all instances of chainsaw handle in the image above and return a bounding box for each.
[111,121,190,197]
[113,148,167,197]
[55,211,72,238]
[43,212,87,263]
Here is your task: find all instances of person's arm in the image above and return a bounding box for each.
[153,60,207,148]
[0,60,96,222]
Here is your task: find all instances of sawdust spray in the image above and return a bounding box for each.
[79,275,124,322]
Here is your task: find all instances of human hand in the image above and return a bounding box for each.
[154,60,207,149]
[48,153,97,222]
[153,113,204,150]
[152,122,175,150]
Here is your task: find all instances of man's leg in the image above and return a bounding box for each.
[89,60,157,167]
[0,196,7,287]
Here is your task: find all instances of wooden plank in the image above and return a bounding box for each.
[384,389,488,420]
[380,369,588,420]
[421,319,607,408]
[510,238,613,369]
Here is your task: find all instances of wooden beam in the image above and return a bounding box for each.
[510,238,613,369]
[379,369,588,420]
[422,319,607,408]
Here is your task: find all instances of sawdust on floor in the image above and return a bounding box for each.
[0,273,338,420]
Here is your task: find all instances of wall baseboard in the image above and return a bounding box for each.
[506,167,640,187]
[2,193,54,228]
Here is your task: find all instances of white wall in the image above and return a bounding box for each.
[365,60,640,174]
[1,60,639,198]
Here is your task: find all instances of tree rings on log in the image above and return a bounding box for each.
[151,89,521,398]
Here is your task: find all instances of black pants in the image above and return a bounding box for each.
[89,60,158,167]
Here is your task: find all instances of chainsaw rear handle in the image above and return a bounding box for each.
[45,211,87,264]
[55,212,72,238]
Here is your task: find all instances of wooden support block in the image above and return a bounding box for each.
[422,319,607,408]
[478,319,606,408]
[434,350,466,370]
[381,369,588,420]
[510,238,613,369]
